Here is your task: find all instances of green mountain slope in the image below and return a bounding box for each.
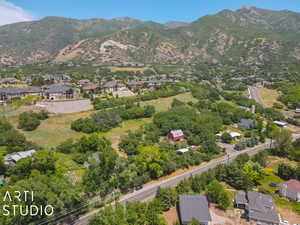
[0,6,300,65]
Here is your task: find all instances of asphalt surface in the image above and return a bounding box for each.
[73,134,300,225]
[249,86,265,107]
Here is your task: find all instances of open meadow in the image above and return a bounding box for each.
[6,92,196,149]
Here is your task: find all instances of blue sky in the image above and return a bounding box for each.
[1,0,300,25]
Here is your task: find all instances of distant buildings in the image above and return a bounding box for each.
[178,195,212,225]
[4,150,36,166]
[234,190,280,225]
[279,179,300,202]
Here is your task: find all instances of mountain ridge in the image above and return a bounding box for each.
[0,6,300,66]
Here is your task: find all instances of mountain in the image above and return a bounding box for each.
[0,6,300,66]
[164,21,190,28]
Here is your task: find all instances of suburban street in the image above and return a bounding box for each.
[249,86,265,107]
[73,133,300,225]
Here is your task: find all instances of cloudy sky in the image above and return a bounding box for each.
[0,0,34,26]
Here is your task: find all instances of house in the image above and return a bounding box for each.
[127,79,143,88]
[229,131,241,138]
[234,191,280,225]
[274,121,288,128]
[168,130,186,142]
[42,74,71,82]
[177,148,189,154]
[101,80,125,92]
[0,77,20,84]
[144,79,174,88]
[0,86,42,101]
[82,83,100,94]
[4,150,36,166]
[78,79,91,86]
[238,119,257,129]
[42,84,79,100]
[178,195,212,225]
[295,108,300,114]
[279,179,300,202]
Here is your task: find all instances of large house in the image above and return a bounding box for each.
[279,179,300,202]
[4,150,36,166]
[0,86,42,101]
[82,83,100,94]
[0,77,20,84]
[42,84,79,101]
[234,190,280,225]
[178,195,212,225]
[101,80,125,92]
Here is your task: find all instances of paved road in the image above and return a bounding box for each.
[73,133,300,225]
[249,86,265,107]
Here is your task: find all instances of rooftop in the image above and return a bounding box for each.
[280,179,300,192]
[179,195,211,225]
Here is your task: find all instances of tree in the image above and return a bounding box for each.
[221,132,233,144]
[272,129,293,157]
[277,163,295,180]
[155,187,177,211]
[242,162,265,184]
[18,112,40,131]
[206,180,230,209]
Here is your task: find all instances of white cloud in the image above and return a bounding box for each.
[0,0,34,26]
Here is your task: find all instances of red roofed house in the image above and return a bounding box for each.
[168,130,186,142]
[279,179,300,202]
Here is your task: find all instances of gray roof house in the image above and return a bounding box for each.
[238,119,257,129]
[234,191,280,225]
[279,179,300,202]
[178,195,212,225]
[4,150,36,166]
[0,77,20,84]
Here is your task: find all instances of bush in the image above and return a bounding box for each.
[18,112,41,131]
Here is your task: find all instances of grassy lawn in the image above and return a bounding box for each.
[258,156,300,215]
[257,88,280,107]
[8,111,91,148]
[102,118,151,150]
[141,92,197,112]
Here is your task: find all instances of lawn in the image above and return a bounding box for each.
[8,111,91,148]
[257,88,280,107]
[5,93,196,149]
[141,92,197,112]
[102,118,151,150]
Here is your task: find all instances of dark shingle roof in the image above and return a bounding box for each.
[247,191,280,224]
[179,195,211,225]
[43,84,71,93]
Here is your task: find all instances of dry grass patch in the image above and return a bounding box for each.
[106,66,153,72]
[141,92,197,112]
[257,88,280,107]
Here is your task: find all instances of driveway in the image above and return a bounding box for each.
[36,99,93,114]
